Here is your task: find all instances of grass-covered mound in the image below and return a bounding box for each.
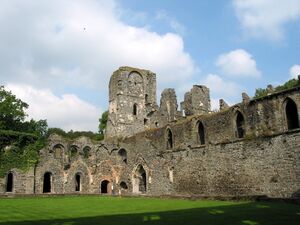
[0,196,299,225]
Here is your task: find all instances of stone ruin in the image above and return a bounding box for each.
[1,66,300,199]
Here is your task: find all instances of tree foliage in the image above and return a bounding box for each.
[0,86,28,130]
[0,86,48,177]
[47,128,102,141]
[98,110,108,136]
[254,78,300,99]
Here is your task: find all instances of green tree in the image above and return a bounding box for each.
[98,110,108,136]
[0,86,28,130]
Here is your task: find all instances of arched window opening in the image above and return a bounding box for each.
[166,129,173,149]
[6,172,13,192]
[120,181,128,190]
[118,148,127,164]
[132,165,147,194]
[70,145,79,158]
[285,98,299,130]
[101,180,110,194]
[75,173,81,192]
[43,172,52,193]
[198,121,205,145]
[53,144,64,158]
[133,103,138,116]
[236,111,245,138]
[83,146,91,159]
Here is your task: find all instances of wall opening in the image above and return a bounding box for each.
[75,173,81,192]
[101,180,110,194]
[118,148,127,164]
[6,172,13,192]
[168,167,174,183]
[120,181,128,190]
[43,172,52,193]
[70,145,79,158]
[83,146,91,159]
[236,111,245,138]
[133,103,138,116]
[285,98,299,130]
[53,144,64,158]
[166,128,173,149]
[198,121,205,145]
[133,165,147,193]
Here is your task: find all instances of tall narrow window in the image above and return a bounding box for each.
[6,172,13,192]
[236,111,245,138]
[198,121,205,145]
[133,103,138,116]
[43,172,52,193]
[285,98,299,130]
[75,173,81,192]
[166,128,173,149]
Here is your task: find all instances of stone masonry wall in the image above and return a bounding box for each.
[1,67,299,199]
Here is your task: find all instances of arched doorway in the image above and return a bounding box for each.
[101,180,110,194]
[75,173,81,192]
[43,172,52,193]
[6,172,13,192]
[133,165,147,194]
[285,98,299,130]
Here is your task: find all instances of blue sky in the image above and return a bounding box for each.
[1,0,300,131]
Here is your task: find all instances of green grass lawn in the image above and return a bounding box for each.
[0,196,299,225]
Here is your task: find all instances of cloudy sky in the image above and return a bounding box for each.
[1,0,300,132]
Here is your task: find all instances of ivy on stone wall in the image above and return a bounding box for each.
[0,130,45,177]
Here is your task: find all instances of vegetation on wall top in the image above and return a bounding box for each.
[253,78,299,99]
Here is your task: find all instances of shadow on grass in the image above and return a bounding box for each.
[1,201,299,225]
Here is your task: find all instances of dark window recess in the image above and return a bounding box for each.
[166,129,173,149]
[138,166,147,193]
[198,122,205,145]
[286,99,299,130]
[75,174,81,192]
[118,149,127,164]
[133,104,138,116]
[236,112,245,138]
[120,181,128,189]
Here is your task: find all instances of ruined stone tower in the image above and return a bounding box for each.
[181,85,211,116]
[106,66,157,137]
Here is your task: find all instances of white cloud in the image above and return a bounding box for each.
[290,64,300,79]
[233,0,300,41]
[0,0,197,90]
[0,0,199,131]
[203,74,241,98]
[6,84,101,132]
[216,49,261,78]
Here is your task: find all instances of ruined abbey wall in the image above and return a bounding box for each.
[1,67,299,199]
